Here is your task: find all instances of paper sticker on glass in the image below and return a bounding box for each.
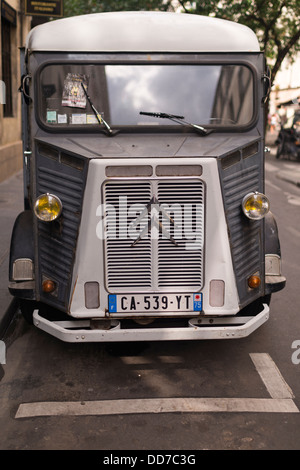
[62,73,88,108]
[47,110,57,123]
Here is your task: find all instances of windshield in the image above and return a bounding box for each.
[38,63,255,130]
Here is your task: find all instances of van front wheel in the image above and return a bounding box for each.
[239,295,271,317]
[19,299,38,324]
[19,300,69,324]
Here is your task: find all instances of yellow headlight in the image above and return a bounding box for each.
[242,192,270,220]
[34,193,62,222]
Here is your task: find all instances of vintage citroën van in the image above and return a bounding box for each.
[9,11,286,342]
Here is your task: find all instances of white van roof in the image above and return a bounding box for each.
[26,11,260,53]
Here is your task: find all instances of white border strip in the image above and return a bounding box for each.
[15,396,299,418]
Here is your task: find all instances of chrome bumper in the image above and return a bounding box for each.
[32,304,269,343]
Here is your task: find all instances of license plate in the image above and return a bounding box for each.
[108,293,202,313]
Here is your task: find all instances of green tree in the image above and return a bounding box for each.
[63,0,300,86]
[63,0,174,17]
[63,0,299,123]
[177,0,300,87]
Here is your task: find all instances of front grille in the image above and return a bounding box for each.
[222,163,261,280]
[38,166,83,281]
[104,179,204,292]
[105,181,152,289]
[157,181,204,287]
[219,147,264,307]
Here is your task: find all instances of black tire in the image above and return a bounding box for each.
[19,299,69,324]
[19,299,38,324]
[262,294,271,306]
[239,294,271,317]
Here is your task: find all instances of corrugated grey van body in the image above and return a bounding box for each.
[9,12,285,341]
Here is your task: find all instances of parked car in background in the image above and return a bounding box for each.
[276,110,300,160]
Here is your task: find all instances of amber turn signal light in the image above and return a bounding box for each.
[248,275,261,289]
[42,279,56,293]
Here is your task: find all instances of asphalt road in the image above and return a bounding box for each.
[1,146,300,453]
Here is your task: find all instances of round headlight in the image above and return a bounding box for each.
[34,193,62,222]
[242,192,270,220]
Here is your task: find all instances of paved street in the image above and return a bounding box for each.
[0,138,300,451]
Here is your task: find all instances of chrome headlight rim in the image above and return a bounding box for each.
[242,191,270,220]
[34,193,63,222]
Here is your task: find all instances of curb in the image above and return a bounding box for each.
[0,297,19,340]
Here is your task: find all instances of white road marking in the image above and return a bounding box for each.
[15,397,298,418]
[15,354,299,418]
[284,193,300,206]
[250,353,294,399]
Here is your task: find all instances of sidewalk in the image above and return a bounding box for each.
[266,130,300,187]
[0,170,24,338]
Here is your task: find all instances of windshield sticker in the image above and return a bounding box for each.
[87,114,103,124]
[46,110,57,123]
[71,114,86,124]
[62,73,89,109]
[57,114,67,124]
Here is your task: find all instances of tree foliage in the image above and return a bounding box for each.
[63,0,173,17]
[63,0,300,87]
[177,0,300,86]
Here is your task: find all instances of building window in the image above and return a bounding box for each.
[1,16,12,117]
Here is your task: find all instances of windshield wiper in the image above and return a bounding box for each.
[81,83,113,136]
[140,111,213,136]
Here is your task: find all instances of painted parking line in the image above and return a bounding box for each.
[15,353,299,418]
[250,353,294,399]
[15,397,298,418]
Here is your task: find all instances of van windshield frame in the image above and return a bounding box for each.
[36,58,258,133]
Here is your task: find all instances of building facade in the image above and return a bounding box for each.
[270,54,300,128]
[0,0,31,182]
